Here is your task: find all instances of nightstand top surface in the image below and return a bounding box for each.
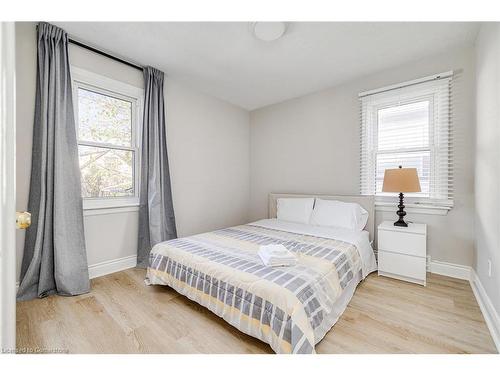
[378,220,426,234]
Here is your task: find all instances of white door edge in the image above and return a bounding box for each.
[0,21,17,353]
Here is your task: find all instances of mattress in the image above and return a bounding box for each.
[146,219,377,354]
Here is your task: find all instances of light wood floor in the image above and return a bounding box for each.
[16,269,497,354]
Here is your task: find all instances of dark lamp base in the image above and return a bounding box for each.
[393,219,408,227]
[394,192,408,227]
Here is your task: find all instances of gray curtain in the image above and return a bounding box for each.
[137,67,177,268]
[17,22,90,301]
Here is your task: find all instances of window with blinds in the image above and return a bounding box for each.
[359,72,453,207]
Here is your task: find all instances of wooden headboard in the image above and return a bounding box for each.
[268,193,375,242]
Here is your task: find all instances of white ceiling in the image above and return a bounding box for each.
[55,22,479,110]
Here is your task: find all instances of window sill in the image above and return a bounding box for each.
[83,200,140,216]
[375,201,451,216]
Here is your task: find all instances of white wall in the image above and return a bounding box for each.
[250,46,476,267]
[15,22,250,280]
[165,80,250,237]
[474,23,500,314]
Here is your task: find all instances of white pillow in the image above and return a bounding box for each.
[310,199,368,231]
[276,198,315,224]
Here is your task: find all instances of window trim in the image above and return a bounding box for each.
[375,201,450,216]
[71,67,144,210]
[360,74,453,214]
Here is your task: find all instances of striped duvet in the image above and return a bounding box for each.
[146,222,364,354]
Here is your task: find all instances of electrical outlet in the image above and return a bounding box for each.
[488,260,492,277]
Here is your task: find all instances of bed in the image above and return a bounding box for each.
[146,193,377,354]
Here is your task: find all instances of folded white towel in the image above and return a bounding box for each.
[258,244,297,267]
[259,252,296,267]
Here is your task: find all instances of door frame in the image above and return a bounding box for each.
[0,21,16,352]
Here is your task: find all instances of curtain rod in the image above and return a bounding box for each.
[68,38,143,71]
[358,71,453,98]
[36,23,143,71]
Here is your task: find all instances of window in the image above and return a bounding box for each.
[360,73,453,208]
[71,67,143,209]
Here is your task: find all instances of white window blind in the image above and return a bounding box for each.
[359,73,453,207]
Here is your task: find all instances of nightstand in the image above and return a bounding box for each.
[377,221,427,286]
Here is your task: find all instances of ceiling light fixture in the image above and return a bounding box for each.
[251,22,287,42]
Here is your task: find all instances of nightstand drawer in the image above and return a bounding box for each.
[378,251,426,282]
[378,229,426,257]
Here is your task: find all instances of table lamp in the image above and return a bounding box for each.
[382,166,421,227]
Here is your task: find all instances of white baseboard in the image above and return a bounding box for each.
[429,259,471,280]
[470,269,500,352]
[88,255,137,279]
[422,258,498,352]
